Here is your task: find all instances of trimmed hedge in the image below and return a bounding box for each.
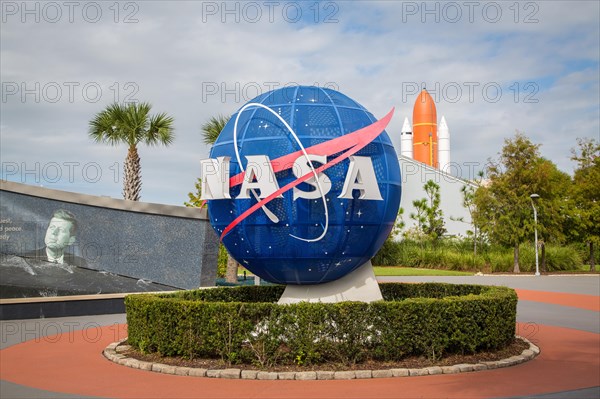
[125,283,517,367]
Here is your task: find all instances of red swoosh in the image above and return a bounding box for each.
[220,108,395,240]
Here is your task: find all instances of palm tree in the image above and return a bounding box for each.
[201,115,230,145]
[89,102,174,201]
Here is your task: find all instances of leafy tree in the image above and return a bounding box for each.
[390,207,405,239]
[89,102,174,201]
[534,158,572,271]
[409,198,427,237]
[188,114,238,282]
[569,138,600,271]
[450,172,484,255]
[409,180,446,242]
[185,179,203,208]
[474,132,570,273]
[460,184,480,255]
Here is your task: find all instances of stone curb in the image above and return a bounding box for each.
[103,336,540,380]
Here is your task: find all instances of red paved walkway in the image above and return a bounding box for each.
[515,289,600,311]
[1,290,599,399]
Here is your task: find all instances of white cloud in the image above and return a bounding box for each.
[1,0,598,205]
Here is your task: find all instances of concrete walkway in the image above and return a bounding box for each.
[1,275,598,399]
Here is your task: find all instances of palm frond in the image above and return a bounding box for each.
[201,114,230,145]
[146,112,175,146]
[88,103,128,146]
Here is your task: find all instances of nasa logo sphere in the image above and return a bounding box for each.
[205,86,401,285]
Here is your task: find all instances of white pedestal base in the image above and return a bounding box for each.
[278,261,383,304]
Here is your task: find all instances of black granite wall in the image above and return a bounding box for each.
[0,181,219,298]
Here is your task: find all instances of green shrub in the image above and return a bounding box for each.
[484,244,583,272]
[544,245,583,270]
[125,283,517,367]
[217,244,228,278]
[485,250,514,273]
[373,238,584,272]
[372,240,403,266]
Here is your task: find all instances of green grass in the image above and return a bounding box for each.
[237,266,473,278]
[238,265,595,279]
[373,267,473,276]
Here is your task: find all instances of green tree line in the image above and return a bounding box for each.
[378,133,598,273]
[473,134,598,272]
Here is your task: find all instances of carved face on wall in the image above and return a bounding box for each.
[44,217,75,251]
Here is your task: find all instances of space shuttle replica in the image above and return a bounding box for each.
[400,88,451,173]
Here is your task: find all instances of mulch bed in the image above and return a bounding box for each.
[123,338,529,372]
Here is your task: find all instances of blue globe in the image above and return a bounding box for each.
[208,86,401,285]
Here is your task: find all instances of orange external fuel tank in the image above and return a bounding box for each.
[412,89,438,167]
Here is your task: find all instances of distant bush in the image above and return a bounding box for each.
[216,244,228,278]
[485,244,583,272]
[125,283,517,367]
[373,239,487,270]
[544,245,584,271]
[373,238,583,272]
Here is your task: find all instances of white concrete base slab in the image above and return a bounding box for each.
[278,261,383,304]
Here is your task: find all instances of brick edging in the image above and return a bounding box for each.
[103,336,539,380]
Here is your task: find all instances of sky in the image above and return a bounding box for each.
[1,0,599,206]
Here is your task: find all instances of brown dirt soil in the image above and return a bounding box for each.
[123,338,529,372]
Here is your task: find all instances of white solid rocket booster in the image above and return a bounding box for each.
[400,116,413,159]
[438,115,450,172]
